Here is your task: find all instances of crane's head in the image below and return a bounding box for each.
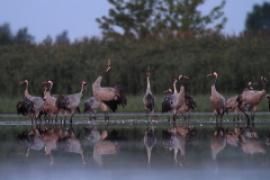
[178,74,190,80]
[163,88,173,94]
[207,72,218,78]
[81,80,87,86]
[81,81,87,91]
[146,71,151,77]
[42,80,53,89]
[20,80,29,85]
[47,80,53,86]
[247,81,254,90]
[261,76,268,82]
[105,58,112,72]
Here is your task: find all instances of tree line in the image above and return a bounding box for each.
[0,0,270,97]
[0,33,270,97]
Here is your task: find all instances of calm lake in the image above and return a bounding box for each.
[0,116,270,180]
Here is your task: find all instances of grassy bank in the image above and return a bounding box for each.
[1,94,269,113]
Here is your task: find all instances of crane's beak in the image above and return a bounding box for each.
[106,66,111,72]
[146,71,151,77]
[41,81,48,85]
[206,73,212,77]
[183,75,190,80]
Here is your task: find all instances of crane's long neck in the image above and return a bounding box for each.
[146,76,152,94]
[261,80,267,91]
[173,80,178,95]
[80,84,85,96]
[92,76,102,92]
[179,85,185,95]
[24,83,31,99]
[44,87,52,99]
[211,77,217,94]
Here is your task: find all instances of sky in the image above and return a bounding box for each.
[0,0,268,42]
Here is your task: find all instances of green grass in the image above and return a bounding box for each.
[1,94,269,113]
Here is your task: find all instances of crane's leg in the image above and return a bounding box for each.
[246,112,250,127]
[104,112,109,125]
[220,114,224,127]
[168,115,171,123]
[54,115,58,125]
[34,116,37,125]
[187,112,191,128]
[106,112,110,126]
[172,113,177,124]
[70,114,73,124]
[251,112,255,127]
[88,113,92,121]
[30,116,34,126]
[215,114,218,128]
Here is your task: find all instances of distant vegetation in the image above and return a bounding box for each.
[0,0,269,100]
[0,33,270,98]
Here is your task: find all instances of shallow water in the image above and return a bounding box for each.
[0,120,270,180]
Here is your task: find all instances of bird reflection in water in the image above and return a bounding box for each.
[85,127,118,166]
[18,126,85,165]
[239,127,266,155]
[211,126,266,161]
[143,126,157,166]
[166,126,190,166]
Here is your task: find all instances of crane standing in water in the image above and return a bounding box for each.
[176,75,197,126]
[143,70,155,122]
[91,60,127,123]
[56,80,87,124]
[225,81,254,123]
[207,72,225,127]
[42,80,58,123]
[161,77,181,123]
[18,80,44,124]
[237,76,267,127]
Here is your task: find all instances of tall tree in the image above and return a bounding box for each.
[245,2,270,33]
[0,23,13,45]
[55,30,70,44]
[97,0,156,39]
[96,0,227,39]
[157,0,226,34]
[42,35,53,46]
[14,27,34,44]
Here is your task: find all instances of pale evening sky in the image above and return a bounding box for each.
[0,0,268,42]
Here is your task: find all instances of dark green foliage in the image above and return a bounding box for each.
[55,30,70,45]
[97,0,227,39]
[0,34,270,98]
[0,23,13,45]
[245,2,270,33]
[14,27,34,44]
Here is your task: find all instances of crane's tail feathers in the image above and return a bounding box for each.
[84,101,93,113]
[185,94,197,110]
[56,95,69,110]
[115,85,127,107]
[103,100,118,112]
[16,98,34,116]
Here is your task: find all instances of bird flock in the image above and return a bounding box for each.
[16,60,269,127]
